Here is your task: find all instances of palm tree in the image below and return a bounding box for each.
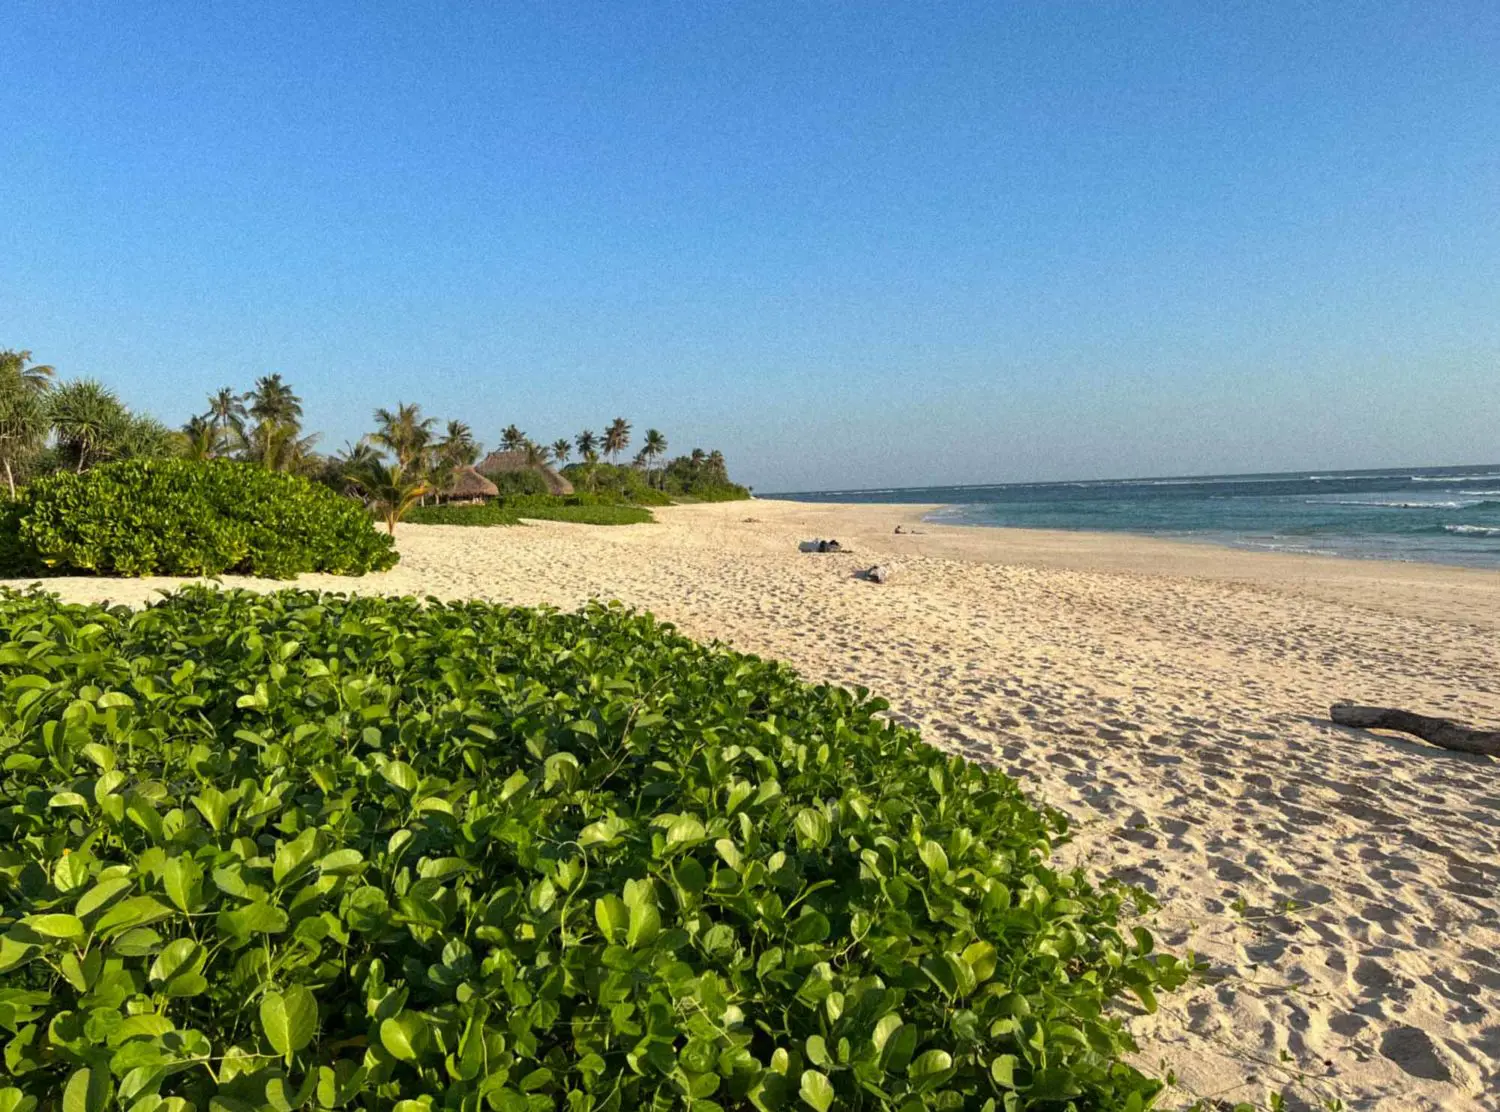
[206,387,246,446]
[349,459,429,536]
[240,376,309,471]
[49,379,127,472]
[0,350,56,393]
[335,439,382,473]
[500,425,527,452]
[575,430,598,459]
[580,447,600,492]
[247,374,302,426]
[522,440,551,468]
[642,428,667,486]
[182,415,218,461]
[438,421,479,466]
[429,421,480,498]
[244,421,319,473]
[603,417,631,463]
[371,403,436,471]
[551,438,572,464]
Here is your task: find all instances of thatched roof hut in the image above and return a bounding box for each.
[477,450,574,496]
[445,466,499,502]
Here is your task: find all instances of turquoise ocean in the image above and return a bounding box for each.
[773,465,1500,569]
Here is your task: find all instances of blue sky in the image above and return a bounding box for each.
[3,2,1496,492]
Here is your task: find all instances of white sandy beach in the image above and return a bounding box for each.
[6,500,1498,1111]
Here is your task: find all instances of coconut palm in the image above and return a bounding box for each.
[500,425,527,452]
[575,430,598,458]
[243,420,319,473]
[0,350,56,394]
[603,417,631,463]
[551,438,572,464]
[247,374,302,426]
[371,403,436,471]
[182,415,219,461]
[438,420,479,464]
[642,428,667,485]
[348,458,429,536]
[522,440,551,468]
[580,447,600,492]
[239,376,310,471]
[206,387,246,445]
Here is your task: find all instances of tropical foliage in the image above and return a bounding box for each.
[2,346,752,520]
[0,460,396,578]
[408,496,655,527]
[0,588,1187,1110]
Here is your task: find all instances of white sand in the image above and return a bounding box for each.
[7,500,1498,1110]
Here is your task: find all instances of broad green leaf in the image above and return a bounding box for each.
[626,895,660,948]
[149,938,204,984]
[261,985,318,1057]
[798,1070,833,1112]
[908,1049,953,1081]
[794,808,830,849]
[21,914,85,940]
[918,839,948,878]
[381,761,419,792]
[594,895,628,942]
[380,1013,426,1062]
[62,1067,111,1112]
[94,896,171,937]
[163,856,203,913]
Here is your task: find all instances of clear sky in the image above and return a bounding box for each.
[3,2,1496,492]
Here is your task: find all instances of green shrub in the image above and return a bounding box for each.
[488,469,553,497]
[505,496,654,525]
[0,587,1189,1110]
[2,459,396,578]
[560,462,672,506]
[406,501,521,526]
[408,498,654,527]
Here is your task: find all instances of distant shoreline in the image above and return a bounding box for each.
[771,465,1500,572]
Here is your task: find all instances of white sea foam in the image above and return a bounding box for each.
[1412,473,1500,483]
[1444,524,1500,537]
[1309,499,1473,509]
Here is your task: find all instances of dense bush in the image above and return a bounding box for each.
[660,453,751,502]
[559,462,673,506]
[1,459,396,578]
[0,587,1189,1110]
[489,469,553,497]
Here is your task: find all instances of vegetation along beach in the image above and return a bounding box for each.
[1,368,1496,1109]
[6,4,1499,1111]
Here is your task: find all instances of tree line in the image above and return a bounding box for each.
[1,350,746,520]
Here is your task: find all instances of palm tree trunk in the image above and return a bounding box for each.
[4,459,14,499]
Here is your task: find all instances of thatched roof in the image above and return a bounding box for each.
[477,450,574,496]
[446,466,499,500]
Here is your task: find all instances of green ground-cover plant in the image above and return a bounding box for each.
[0,587,1190,1110]
[409,496,654,527]
[0,459,396,578]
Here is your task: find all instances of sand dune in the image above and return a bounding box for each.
[6,500,1498,1110]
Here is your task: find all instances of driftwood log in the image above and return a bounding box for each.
[1330,704,1500,757]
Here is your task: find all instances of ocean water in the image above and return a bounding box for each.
[773,465,1500,569]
